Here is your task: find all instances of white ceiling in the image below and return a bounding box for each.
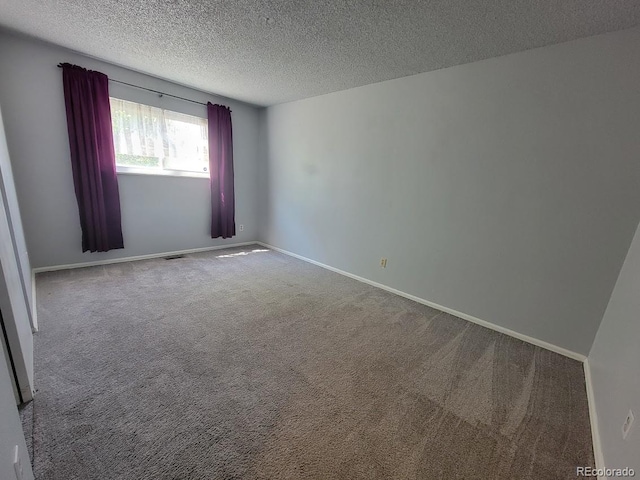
[1,1,639,106]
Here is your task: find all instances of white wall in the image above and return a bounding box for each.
[0,341,33,480]
[0,196,33,399]
[588,220,640,473]
[259,27,640,356]
[0,105,33,329]
[0,30,261,269]
[0,105,33,400]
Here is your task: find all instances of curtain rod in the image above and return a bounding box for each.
[57,63,207,106]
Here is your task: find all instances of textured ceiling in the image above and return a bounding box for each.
[1,1,639,106]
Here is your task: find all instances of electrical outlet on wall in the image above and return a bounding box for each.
[239,224,244,232]
[380,258,387,268]
[622,410,635,440]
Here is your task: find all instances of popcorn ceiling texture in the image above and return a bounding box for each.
[0,1,638,103]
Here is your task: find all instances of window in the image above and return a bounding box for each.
[109,98,209,177]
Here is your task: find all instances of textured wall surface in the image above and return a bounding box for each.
[0,31,261,268]
[0,2,639,104]
[259,27,640,355]
[589,221,640,472]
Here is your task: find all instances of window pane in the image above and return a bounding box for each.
[163,112,208,173]
[110,98,209,174]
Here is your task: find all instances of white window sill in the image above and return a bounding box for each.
[116,166,209,179]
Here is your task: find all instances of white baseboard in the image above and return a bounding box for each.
[583,359,605,477]
[257,241,586,362]
[32,241,259,274]
[30,269,38,332]
[20,384,33,403]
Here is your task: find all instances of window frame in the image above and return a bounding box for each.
[109,97,210,179]
[114,164,210,179]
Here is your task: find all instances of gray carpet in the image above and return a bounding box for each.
[32,245,594,479]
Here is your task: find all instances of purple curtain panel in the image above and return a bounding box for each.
[61,63,124,252]
[207,103,235,239]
